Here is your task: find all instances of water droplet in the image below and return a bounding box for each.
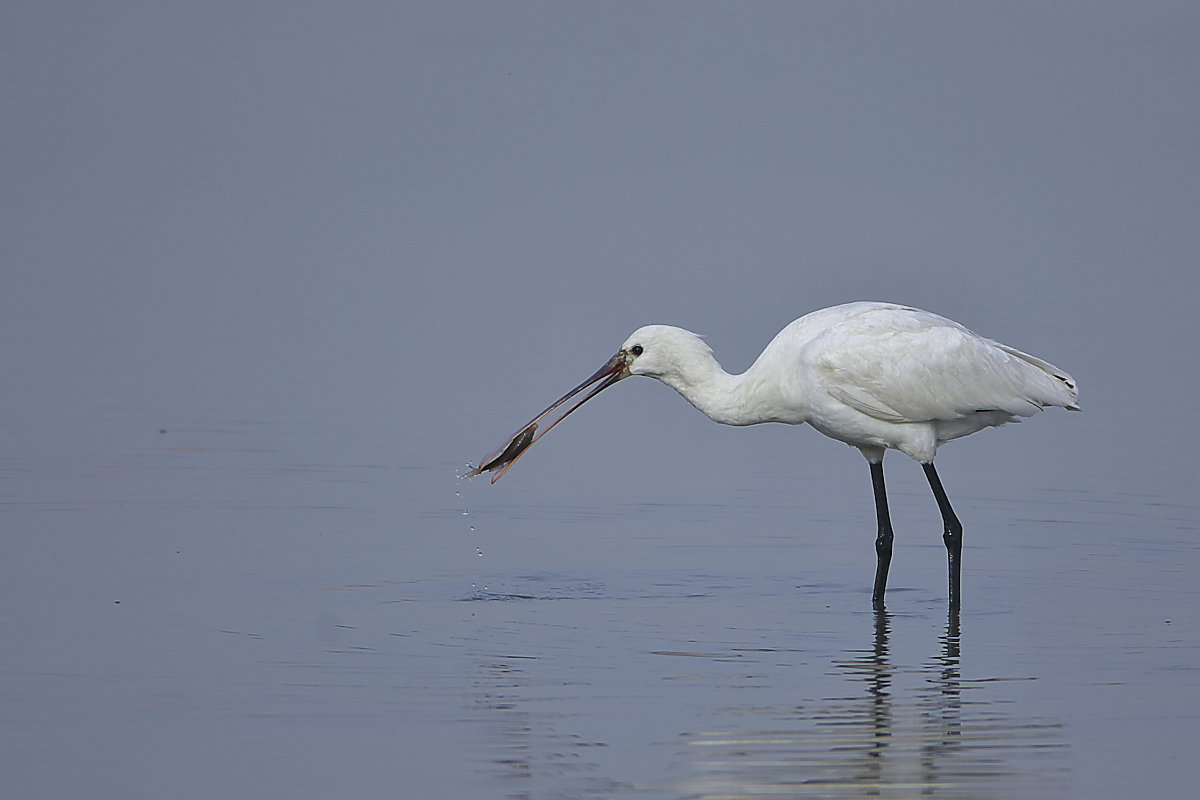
[461,509,469,516]
[476,547,484,558]
[468,525,475,532]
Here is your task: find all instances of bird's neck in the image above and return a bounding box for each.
[658,356,785,427]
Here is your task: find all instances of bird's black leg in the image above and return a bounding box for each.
[869,460,893,608]
[922,463,963,611]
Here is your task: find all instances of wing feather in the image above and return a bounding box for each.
[807,307,1075,424]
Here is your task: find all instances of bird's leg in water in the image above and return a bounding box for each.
[869,461,893,608]
[923,463,963,610]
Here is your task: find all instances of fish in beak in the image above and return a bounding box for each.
[466,351,631,483]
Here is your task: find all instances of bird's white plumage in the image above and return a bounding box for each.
[621,302,1077,464]
[471,301,1077,607]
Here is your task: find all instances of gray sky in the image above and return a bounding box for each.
[4,2,1198,446]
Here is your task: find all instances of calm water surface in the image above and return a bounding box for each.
[1,396,1196,799]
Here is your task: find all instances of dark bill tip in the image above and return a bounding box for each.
[468,351,629,482]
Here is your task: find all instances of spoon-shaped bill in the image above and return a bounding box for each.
[466,352,628,483]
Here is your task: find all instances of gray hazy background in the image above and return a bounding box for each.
[6,1,1198,421]
[4,3,1199,799]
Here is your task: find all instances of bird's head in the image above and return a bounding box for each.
[619,325,713,384]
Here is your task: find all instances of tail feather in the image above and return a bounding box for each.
[995,342,1080,411]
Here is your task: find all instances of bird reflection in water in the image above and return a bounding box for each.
[679,610,1067,799]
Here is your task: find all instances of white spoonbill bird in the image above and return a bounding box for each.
[468,301,1078,609]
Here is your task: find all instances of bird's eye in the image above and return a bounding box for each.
[630,344,644,356]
